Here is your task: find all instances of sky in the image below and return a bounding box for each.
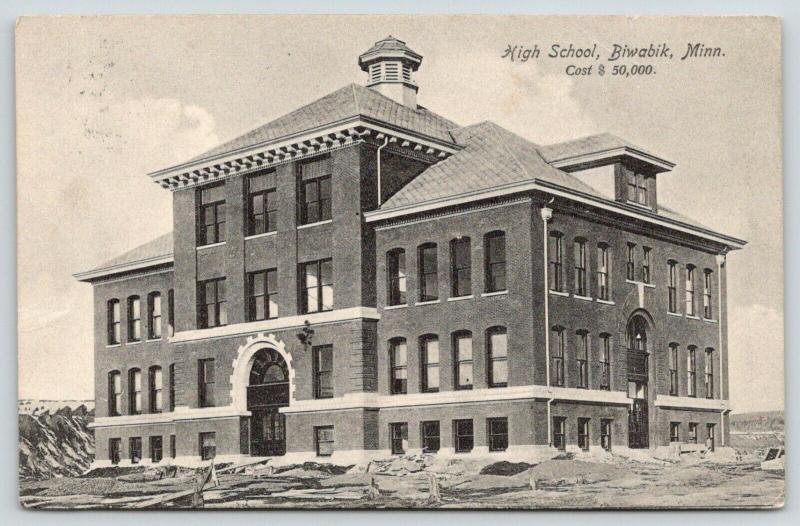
[16,15,782,413]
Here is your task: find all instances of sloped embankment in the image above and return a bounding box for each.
[19,405,95,480]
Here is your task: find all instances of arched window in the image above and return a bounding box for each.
[487,327,508,388]
[705,348,715,399]
[149,366,163,413]
[576,330,589,388]
[574,238,588,297]
[148,292,162,340]
[107,299,120,345]
[596,244,611,301]
[389,338,408,395]
[249,348,289,385]
[420,335,440,393]
[450,237,472,297]
[484,231,507,293]
[599,333,611,390]
[127,295,141,342]
[551,326,565,387]
[453,330,473,389]
[668,343,679,396]
[548,232,564,292]
[417,243,438,302]
[687,346,697,397]
[107,371,122,416]
[627,316,648,352]
[386,248,407,306]
[128,368,142,415]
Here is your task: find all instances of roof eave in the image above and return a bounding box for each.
[74,255,174,283]
[548,146,675,173]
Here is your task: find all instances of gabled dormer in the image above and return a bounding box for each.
[539,133,674,212]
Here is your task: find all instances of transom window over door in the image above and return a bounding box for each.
[487,327,508,387]
[454,331,474,389]
[246,170,277,235]
[298,157,332,225]
[301,259,333,313]
[107,299,121,345]
[484,231,507,293]
[450,237,472,297]
[574,238,588,296]
[197,183,226,246]
[418,243,439,302]
[386,248,407,306]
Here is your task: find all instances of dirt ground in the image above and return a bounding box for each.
[19,454,784,510]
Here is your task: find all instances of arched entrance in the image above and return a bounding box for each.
[626,315,650,449]
[247,348,289,456]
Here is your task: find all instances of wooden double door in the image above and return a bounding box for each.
[250,405,286,457]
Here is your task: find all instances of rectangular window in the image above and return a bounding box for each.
[687,348,697,397]
[148,292,162,339]
[314,426,334,457]
[600,419,612,451]
[685,266,696,316]
[578,418,590,451]
[453,419,474,453]
[421,421,440,453]
[128,296,141,342]
[390,339,408,395]
[485,232,507,292]
[574,239,587,296]
[108,371,122,416]
[421,336,440,392]
[107,300,121,345]
[599,335,611,390]
[387,249,407,306]
[553,417,566,451]
[109,438,121,465]
[246,171,277,236]
[149,366,163,413]
[313,345,333,399]
[597,245,610,300]
[197,278,227,329]
[642,247,651,284]
[129,369,142,415]
[450,237,472,297]
[670,422,680,443]
[551,328,565,387]
[703,270,713,319]
[627,170,637,202]
[247,269,278,321]
[626,243,636,281]
[301,259,333,313]
[167,289,175,337]
[577,332,589,388]
[628,171,648,205]
[169,364,176,411]
[669,344,679,396]
[548,233,564,292]
[197,183,226,246]
[200,432,216,460]
[488,417,509,452]
[488,328,508,387]
[706,424,716,451]
[170,435,176,459]
[198,359,215,408]
[390,422,408,455]
[418,244,439,302]
[688,423,698,444]
[299,159,332,225]
[129,437,142,464]
[454,332,474,390]
[150,436,163,463]
[668,261,679,313]
[705,348,714,399]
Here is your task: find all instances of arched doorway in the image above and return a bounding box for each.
[247,348,289,456]
[626,315,650,449]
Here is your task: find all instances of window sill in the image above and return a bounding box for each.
[549,290,569,297]
[415,300,440,306]
[126,341,141,346]
[146,338,162,343]
[596,298,615,305]
[626,200,653,211]
[481,290,508,298]
[574,295,593,302]
[703,318,719,324]
[667,311,683,318]
[383,304,408,311]
[106,343,121,349]
[196,241,226,251]
[297,219,333,230]
[245,231,277,241]
[626,279,655,289]
[686,315,701,320]
[447,295,474,302]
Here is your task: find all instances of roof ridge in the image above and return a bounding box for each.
[486,122,532,180]
[351,83,361,114]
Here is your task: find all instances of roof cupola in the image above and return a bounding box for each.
[358,36,422,109]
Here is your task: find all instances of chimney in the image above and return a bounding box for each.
[359,36,422,109]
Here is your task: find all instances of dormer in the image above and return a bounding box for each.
[539,133,674,212]
[358,36,422,109]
